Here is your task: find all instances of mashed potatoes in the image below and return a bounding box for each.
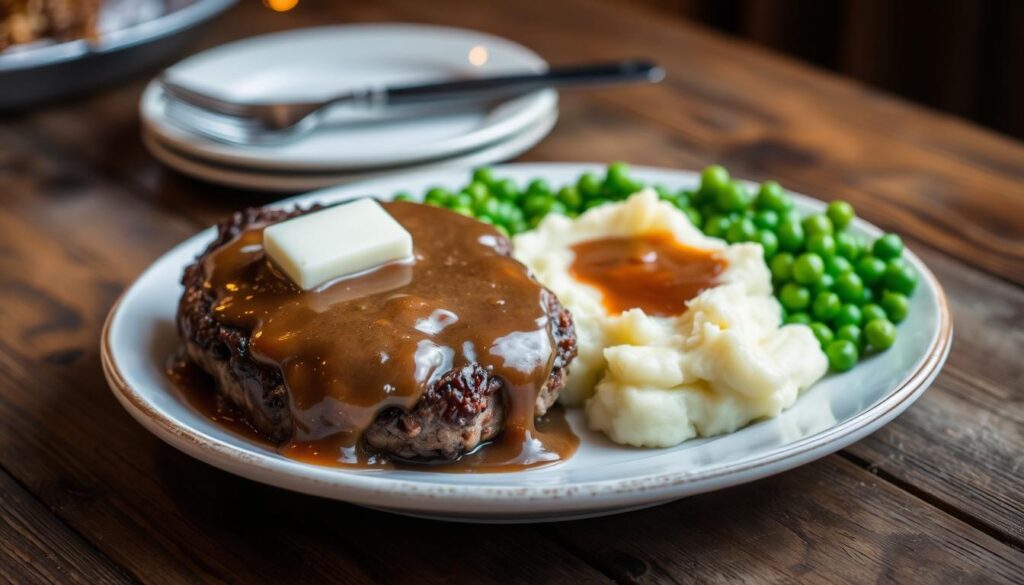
[513,190,827,448]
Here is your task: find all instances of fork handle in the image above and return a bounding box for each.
[346,59,664,108]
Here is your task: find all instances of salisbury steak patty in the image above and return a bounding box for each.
[177,205,577,461]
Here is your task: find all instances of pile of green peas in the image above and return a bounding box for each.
[392,162,694,237]
[393,162,916,373]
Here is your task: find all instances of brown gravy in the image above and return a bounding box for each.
[569,232,727,316]
[173,201,577,472]
[166,351,577,473]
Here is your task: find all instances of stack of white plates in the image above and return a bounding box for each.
[141,24,558,191]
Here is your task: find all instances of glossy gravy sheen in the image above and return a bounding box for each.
[569,232,727,316]
[166,353,576,472]
[183,201,577,471]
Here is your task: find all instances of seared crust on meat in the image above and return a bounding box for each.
[176,205,577,460]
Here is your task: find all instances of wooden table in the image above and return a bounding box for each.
[2,1,1022,583]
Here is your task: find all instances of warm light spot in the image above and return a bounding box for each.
[468,45,488,66]
[264,0,299,12]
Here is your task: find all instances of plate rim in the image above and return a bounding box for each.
[140,22,557,171]
[142,108,558,192]
[100,163,953,516]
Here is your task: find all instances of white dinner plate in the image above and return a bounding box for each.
[143,109,557,192]
[140,24,557,171]
[102,164,952,523]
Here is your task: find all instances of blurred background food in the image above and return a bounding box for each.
[0,0,101,50]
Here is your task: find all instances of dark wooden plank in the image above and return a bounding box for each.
[844,244,1024,546]
[0,467,134,585]
[0,130,610,585]
[543,455,1024,584]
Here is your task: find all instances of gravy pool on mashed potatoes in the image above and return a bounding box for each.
[513,190,828,448]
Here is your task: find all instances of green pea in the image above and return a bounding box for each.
[684,207,702,228]
[557,186,582,210]
[881,291,910,323]
[865,318,897,350]
[769,253,795,283]
[583,197,613,211]
[755,180,792,212]
[548,201,568,216]
[861,303,887,323]
[856,255,886,286]
[826,339,859,372]
[780,283,811,311]
[778,219,805,252]
[393,191,414,202]
[674,190,693,209]
[810,322,834,348]
[464,181,490,205]
[493,178,519,201]
[834,271,865,303]
[578,172,603,199]
[873,233,904,260]
[726,218,757,243]
[793,253,825,285]
[753,209,780,231]
[780,208,803,224]
[474,197,500,217]
[704,215,732,239]
[716,181,753,212]
[812,291,842,321]
[807,233,836,258]
[494,223,511,237]
[655,184,673,199]
[859,286,875,306]
[452,192,474,209]
[755,230,779,258]
[700,165,731,200]
[699,204,719,224]
[884,259,917,295]
[811,273,835,295]
[785,312,812,325]
[495,200,522,225]
[424,187,451,206]
[606,161,643,196]
[833,303,862,327]
[836,324,863,349]
[825,255,853,277]
[802,214,834,236]
[509,218,529,234]
[451,205,474,217]
[835,231,861,260]
[526,178,551,196]
[826,200,855,230]
[606,161,630,180]
[472,167,496,186]
[523,194,553,218]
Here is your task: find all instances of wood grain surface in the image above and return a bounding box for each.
[1,0,1021,583]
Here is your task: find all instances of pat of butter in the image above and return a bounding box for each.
[263,199,413,289]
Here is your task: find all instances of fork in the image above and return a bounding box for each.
[158,59,664,145]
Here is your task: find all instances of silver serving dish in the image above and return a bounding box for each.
[0,0,235,109]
